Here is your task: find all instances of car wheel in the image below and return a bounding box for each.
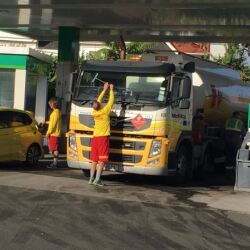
[26,145,40,167]
[82,169,90,177]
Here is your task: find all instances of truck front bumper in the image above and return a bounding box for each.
[67,160,168,176]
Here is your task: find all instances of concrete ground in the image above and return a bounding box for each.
[0,159,250,250]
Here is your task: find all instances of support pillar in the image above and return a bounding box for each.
[56,27,80,153]
[56,26,80,114]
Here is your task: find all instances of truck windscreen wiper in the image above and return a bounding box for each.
[135,97,166,105]
[115,100,137,104]
[81,100,92,105]
[72,98,92,105]
[136,101,166,107]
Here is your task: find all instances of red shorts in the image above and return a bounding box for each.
[90,136,109,163]
[48,136,59,152]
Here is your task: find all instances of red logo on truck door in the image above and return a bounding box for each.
[131,114,146,129]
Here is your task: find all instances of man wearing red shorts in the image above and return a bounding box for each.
[89,82,114,186]
[46,98,61,168]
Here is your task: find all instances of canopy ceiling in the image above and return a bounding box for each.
[1,1,250,42]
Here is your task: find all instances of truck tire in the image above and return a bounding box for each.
[194,148,214,179]
[174,146,189,185]
[82,169,90,177]
[215,163,226,173]
[203,149,214,173]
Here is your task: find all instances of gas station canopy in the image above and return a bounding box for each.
[1,0,250,42]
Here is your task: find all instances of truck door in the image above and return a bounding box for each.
[169,74,192,128]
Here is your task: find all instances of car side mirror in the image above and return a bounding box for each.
[179,77,191,99]
[179,99,190,109]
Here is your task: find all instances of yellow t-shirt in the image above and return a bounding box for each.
[92,90,114,137]
[46,108,61,137]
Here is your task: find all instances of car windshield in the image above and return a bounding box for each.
[74,71,170,105]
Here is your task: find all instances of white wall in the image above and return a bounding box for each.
[209,43,226,60]
[35,76,48,123]
[13,69,26,110]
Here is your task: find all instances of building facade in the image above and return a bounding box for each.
[0,47,50,122]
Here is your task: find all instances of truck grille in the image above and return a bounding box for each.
[110,140,145,150]
[79,114,94,127]
[81,137,145,150]
[82,151,142,164]
[79,114,151,131]
[109,154,142,163]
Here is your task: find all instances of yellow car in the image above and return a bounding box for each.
[0,107,43,166]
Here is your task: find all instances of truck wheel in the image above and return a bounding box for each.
[82,169,90,177]
[26,145,40,167]
[174,146,189,185]
[195,149,214,179]
[203,149,214,173]
[215,163,226,173]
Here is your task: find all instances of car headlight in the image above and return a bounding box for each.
[69,133,77,151]
[149,140,161,158]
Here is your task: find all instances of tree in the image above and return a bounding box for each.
[89,41,158,61]
[127,42,158,55]
[47,55,57,99]
[215,44,250,82]
[48,55,57,84]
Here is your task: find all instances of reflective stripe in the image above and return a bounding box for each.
[236,120,240,129]
[225,118,242,132]
[99,156,108,159]
[225,127,241,132]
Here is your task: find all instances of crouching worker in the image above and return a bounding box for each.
[89,82,114,186]
[46,97,62,168]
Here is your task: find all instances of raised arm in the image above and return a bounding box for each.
[93,84,114,115]
[97,82,109,103]
[103,85,114,113]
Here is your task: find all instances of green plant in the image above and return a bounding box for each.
[127,42,158,55]
[48,55,57,84]
[215,44,250,82]
[88,42,158,61]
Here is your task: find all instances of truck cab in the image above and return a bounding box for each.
[67,60,194,182]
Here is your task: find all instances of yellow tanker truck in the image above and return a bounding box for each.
[66,52,250,183]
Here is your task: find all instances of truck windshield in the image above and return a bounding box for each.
[74,71,170,105]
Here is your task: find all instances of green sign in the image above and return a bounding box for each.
[0,54,27,69]
[0,55,49,74]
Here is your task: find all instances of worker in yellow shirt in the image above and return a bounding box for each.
[89,82,114,186]
[45,97,62,168]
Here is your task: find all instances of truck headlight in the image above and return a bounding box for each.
[147,158,160,165]
[149,140,161,158]
[69,133,77,151]
[69,150,78,158]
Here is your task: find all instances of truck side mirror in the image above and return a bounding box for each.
[179,99,190,109]
[179,77,191,99]
[183,62,195,73]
